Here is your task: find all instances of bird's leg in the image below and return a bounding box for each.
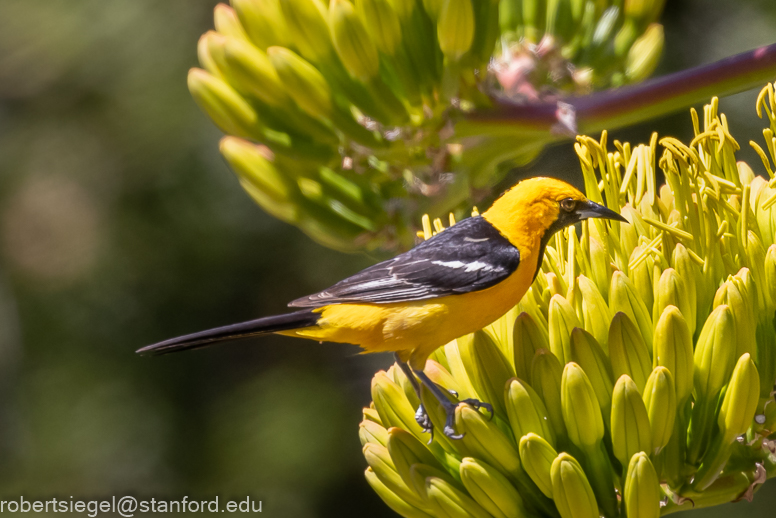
[394,355,433,435]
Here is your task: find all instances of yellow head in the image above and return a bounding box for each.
[483,177,626,252]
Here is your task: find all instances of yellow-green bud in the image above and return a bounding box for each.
[766,245,776,311]
[626,24,664,83]
[551,453,600,518]
[356,0,402,55]
[423,0,446,20]
[713,278,756,359]
[623,452,661,518]
[279,0,333,62]
[641,366,676,453]
[359,419,389,447]
[694,304,738,400]
[611,375,652,467]
[505,378,556,448]
[718,353,760,442]
[329,0,381,81]
[513,311,548,383]
[549,294,581,364]
[569,328,614,420]
[188,68,260,139]
[213,3,249,41]
[363,442,426,509]
[197,32,224,77]
[459,331,514,416]
[629,246,655,310]
[387,427,442,484]
[221,36,289,107]
[426,476,491,518]
[371,371,425,441]
[561,363,604,448]
[231,0,289,50]
[455,406,522,477]
[609,312,652,392]
[672,243,698,333]
[267,47,333,119]
[460,458,528,518]
[531,349,568,440]
[653,268,693,336]
[519,433,557,499]
[610,271,653,351]
[365,468,434,518]
[653,305,694,403]
[437,0,475,61]
[578,275,613,349]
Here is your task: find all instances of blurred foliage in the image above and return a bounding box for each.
[0,0,774,517]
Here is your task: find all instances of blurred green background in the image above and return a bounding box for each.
[0,0,774,516]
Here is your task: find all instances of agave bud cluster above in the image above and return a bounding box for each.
[361,86,776,518]
[189,0,667,251]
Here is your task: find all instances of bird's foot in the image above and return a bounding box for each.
[415,404,433,433]
[460,398,494,420]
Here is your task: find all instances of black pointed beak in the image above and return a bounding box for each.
[577,200,629,223]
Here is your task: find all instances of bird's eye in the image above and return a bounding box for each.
[560,198,577,212]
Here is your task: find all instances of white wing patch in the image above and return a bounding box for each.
[432,260,499,272]
[464,236,490,243]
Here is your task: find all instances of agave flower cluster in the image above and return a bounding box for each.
[189,0,666,250]
[361,88,776,518]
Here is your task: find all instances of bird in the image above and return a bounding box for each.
[138,177,627,438]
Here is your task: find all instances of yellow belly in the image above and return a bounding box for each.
[280,251,538,369]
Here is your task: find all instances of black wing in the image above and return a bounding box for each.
[289,216,521,307]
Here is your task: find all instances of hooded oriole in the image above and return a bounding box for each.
[139,177,627,438]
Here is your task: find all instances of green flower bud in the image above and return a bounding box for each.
[561,363,604,448]
[549,294,581,364]
[437,0,475,61]
[551,453,600,518]
[718,353,760,442]
[714,278,756,359]
[628,246,656,310]
[231,0,289,50]
[220,36,289,107]
[623,452,661,518]
[408,463,458,498]
[188,68,260,139]
[213,3,249,41]
[610,270,653,351]
[766,245,776,310]
[612,374,652,468]
[387,427,443,485]
[426,476,491,518]
[626,24,664,83]
[360,419,389,447]
[531,349,568,441]
[267,47,332,119]
[460,457,528,518]
[459,331,514,416]
[513,312,548,383]
[278,0,333,62]
[371,371,425,442]
[642,366,676,453]
[672,243,698,333]
[365,468,435,518]
[569,328,614,422]
[363,443,427,508]
[356,0,402,55]
[609,312,652,392]
[653,305,694,403]
[519,433,557,499]
[455,406,522,477]
[653,268,693,337]
[693,304,738,401]
[329,0,380,81]
[423,0,446,21]
[578,275,613,349]
[505,378,556,448]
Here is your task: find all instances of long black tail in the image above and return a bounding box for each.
[136,309,320,355]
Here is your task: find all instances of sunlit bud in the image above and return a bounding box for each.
[356,0,402,55]
[653,268,693,337]
[578,275,613,349]
[611,375,652,468]
[455,406,522,477]
[329,0,380,81]
[423,0,445,20]
[629,247,655,310]
[437,0,475,61]
[532,350,568,440]
[188,68,260,139]
[714,278,756,359]
[641,366,676,453]
[609,312,652,392]
[371,371,425,441]
[672,243,698,332]
[231,0,289,49]
[513,312,548,383]
[444,339,480,402]
[652,305,694,403]
[551,453,600,518]
[360,419,389,447]
[588,236,611,300]
[562,363,604,448]
[197,32,224,77]
[624,0,664,23]
[610,271,653,351]
[279,0,333,62]
[426,476,491,518]
[569,328,614,421]
[694,305,737,400]
[718,353,760,442]
[626,24,664,83]
[407,463,457,499]
[459,331,514,416]
[363,443,426,508]
[767,245,776,311]
[519,433,557,499]
[220,36,289,107]
[213,4,249,41]
[387,427,442,484]
[460,457,528,518]
[620,205,642,256]
[268,47,333,119]
[365,468,435,518]
[505,378,556,448]
[623,452,661,518]
[549,294,581,364]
